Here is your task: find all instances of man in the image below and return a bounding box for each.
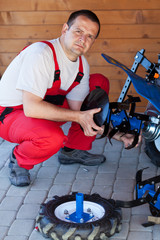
[0,10,134,187]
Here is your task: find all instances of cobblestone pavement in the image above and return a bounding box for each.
[0,122,160,240]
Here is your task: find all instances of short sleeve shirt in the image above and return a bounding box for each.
[0,38,90,107]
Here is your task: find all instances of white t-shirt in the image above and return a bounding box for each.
[0,38,90,107]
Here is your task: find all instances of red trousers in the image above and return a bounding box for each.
[0,74,109,169]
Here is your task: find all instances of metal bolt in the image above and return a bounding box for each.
[80,218,84,223]
[64,209,69,215]
[87,208,91,213]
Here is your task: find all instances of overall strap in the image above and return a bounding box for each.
[41,41,60,82]
[75,56,84,83]
[66,56,84,93]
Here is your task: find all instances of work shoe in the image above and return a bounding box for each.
[9,151,30,187]
[58,149,106,166]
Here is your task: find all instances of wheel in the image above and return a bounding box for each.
[145,137,160,167]
[36,193,122,240]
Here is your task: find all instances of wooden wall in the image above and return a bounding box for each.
[0,0,160,112]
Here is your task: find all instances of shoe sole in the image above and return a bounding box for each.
[59,157,106,166]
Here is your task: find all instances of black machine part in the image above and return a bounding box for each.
[80,86,109,127]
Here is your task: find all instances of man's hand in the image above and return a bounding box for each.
[78,108,104,136]
[121,133,142,148]
[113,131,142,149]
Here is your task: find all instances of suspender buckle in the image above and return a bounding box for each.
[75,72,84,83]
[54,70,61,81]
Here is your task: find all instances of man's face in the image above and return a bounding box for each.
[60,15,99,61]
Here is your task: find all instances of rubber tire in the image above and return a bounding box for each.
[36,193,122,240]
[145,140,160,167]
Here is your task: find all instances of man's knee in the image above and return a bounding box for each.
[89,73,110,94]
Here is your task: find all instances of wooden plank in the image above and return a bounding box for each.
[90,39,160,53]
[98,10,160,24]
[1,10,160,25]
[0,11,69,25]
[87,52,158,66]
[0,0,160,11]
[0,39,36,53]
[0,24,159,39]
[0,53,16,66]
[100,24,160,39]
[0,43,158,73]
[0,51,157,81]
[0,25,62,39]
[90,66,148,80]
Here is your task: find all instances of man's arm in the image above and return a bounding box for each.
[22,91,103,137]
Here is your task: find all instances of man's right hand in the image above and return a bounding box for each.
[78,108,104,136]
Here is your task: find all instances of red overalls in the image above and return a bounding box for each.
[0,41,109,170]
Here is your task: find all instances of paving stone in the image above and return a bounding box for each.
[0,226,9,239]
[76,166,97,179]
[130,215,153,232]
[113,179,135,193]
[17,204,40,219]
[0,190,6,202]
[112,191,133,202]
[139,152,151,163]
[103,151,121,163]
[0,166,10,177]
[59,164,80,173]
[4,236,28,240]
[127,231,152,240]
[153,225,160,240]
[72,179,93,194]
[37,166,58,179]
[104,139,123,152]
[98,161,118,173]
[119,157,138,166]
[89,137,107,153]
[6,185,29,197]
[121,208,131,222]
[122,146,140,157]
[48,184,71,198]
[0,210,16,226]
[24,190,47,204]
[131,204,151,216]
[116,167,137,180]
[137,161,157,173]
[0,196,23,211]
[0,162,5,170]
[8,219,35,236]
[54,172,76,184]
[31,178,53,191]
[42,154,60,167]
[91,185,112,199]
[94,173,115,186]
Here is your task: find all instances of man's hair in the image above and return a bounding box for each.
[67,10,100,38]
